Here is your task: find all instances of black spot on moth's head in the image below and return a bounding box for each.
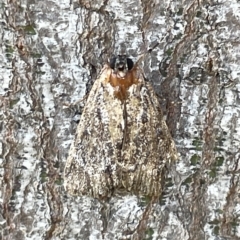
[109,55,134,72]
[126,58,134,70]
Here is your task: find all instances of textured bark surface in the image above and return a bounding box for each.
[1,0,240,239]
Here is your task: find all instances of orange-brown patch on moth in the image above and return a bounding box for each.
[108,67,139,101]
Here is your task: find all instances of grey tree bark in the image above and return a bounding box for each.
[1,0,240,239]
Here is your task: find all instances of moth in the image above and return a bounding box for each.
[64,54,178,199]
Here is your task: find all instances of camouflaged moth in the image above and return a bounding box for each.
[64,54,178,199]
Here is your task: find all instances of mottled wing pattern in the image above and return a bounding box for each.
[119,81,177,197]
[64,63,178,199]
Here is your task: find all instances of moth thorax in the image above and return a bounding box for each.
[108,55,137,101]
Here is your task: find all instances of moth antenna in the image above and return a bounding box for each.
[135,41,160,66]
[116,43,128,56]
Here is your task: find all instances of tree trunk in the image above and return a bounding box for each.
[1,0,240,239]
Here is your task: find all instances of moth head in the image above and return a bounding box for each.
[109,55,134,78]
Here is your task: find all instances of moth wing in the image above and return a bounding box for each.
[119,74,178,196]
[64,66,124,198]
